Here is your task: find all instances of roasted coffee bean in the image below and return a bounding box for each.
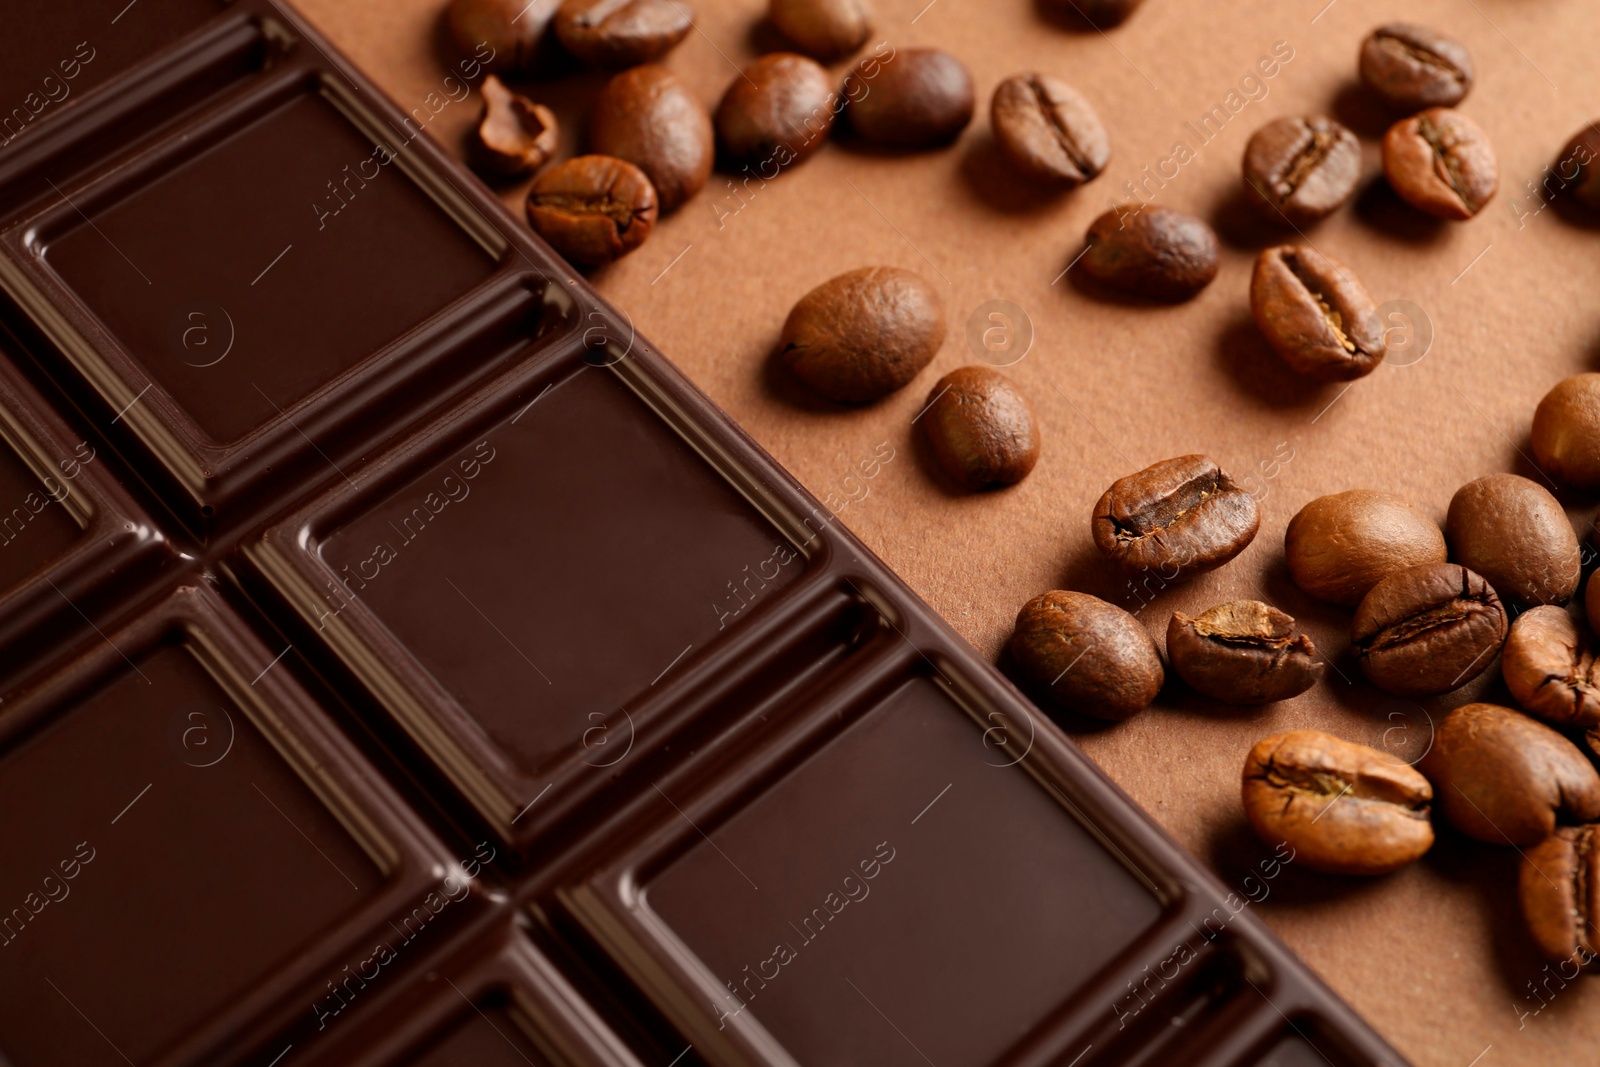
[1424,703,1600,847]
[1167,601,1322,705]
[1242,116,1361,226]
[1285,491,1446,607]
[1352,562,1506,697]
[449,0,560,73]
[1080,206,1220,302]
[472,76,559,176]
[554,0,692,67]
[1502,606,1600,729]
[1092,455,1259,579]
[1041,0,1144,28]
[1382,107,1497,220]
[715,53,837,168]
[590,65,711,212]
[1007,590,1164,721]
[768,0,871,61]
[1522,826,1600,966]
[845,47,974,149]
[1446,474,1580,607]
[1242,730,1433,876]
[1251,245,1384,382]
[526,155,658,267]
[1560,124,1600,211]
[990,74,1109,187]
[1532,373,1600,491]
[1359,24,1473,112]
[920,366,1039,490]
[779,267,944,403]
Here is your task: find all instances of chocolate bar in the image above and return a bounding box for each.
[0,1,1408,1065]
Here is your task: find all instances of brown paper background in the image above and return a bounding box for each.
[286,0,1600,1062]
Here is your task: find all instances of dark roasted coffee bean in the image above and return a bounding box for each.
[1251,245,1384,382]
[1242,116,1361,226]
[1502,606,1600,729]
[779,267,944,403]
[1092,455,1259,579]
[449,0,560,73]
[715,53,837,168]
[1041,0,1144,28]
[1352,562,1506,697]
[1446,474,1580,607]
[1382,107,1497,220]
[768,0,871,61]
[990,74,1109,187]
[1424,703,1600,847]
[1007,590,1163,721]
[1285,490,1446,607]
[1560,124,1600,211]
[1242,729,1433,876]
[1080,206,1219,302]
[1533,373,1600,491]
[554,0,692,66]
[1168,601,1323,705]
[845,47,974,149]
[920,366,1039,490]
[526,155,658,267]
[1522,826,1600,966]
[472,76,558,176]
[590,65,711,212]
[1359,24,1473,112]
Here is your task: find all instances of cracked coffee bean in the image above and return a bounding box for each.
[1080,206,1220,302]
[1560,124,1600,211]
[590,65,712,212]
[526,155,658,267]
[1285,490,1446,607]
[1242,729,1433,876]
[1007,590,1164,721]
[1424,703,1600,847]
[1092,455,1259,579]
[554,0,692,67]
[991,73,1109,187]
[1446,474,1580,607]
[715,53,837,169]
[1251,245,1384,382]
[919,366,1039,490]
[768,0,872,62]
[1167,601,1323,705]
[1352,562,1507,697]
[448,0,560,73]
[472,76,558,176]
[1521,825,1600,966]
[1532,373,1600,491]
[845,47,974,149]
[1382,107,1497,220]
[779,267,944,403]
[1242,116,1361,226]
[1359,24,1473,112]
[1502,606,1600,729]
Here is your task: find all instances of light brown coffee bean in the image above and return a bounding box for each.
[1080,206,1220,302]
[1285,490,1447,607]
[779,267,944,403]
[919,366,1039,490]
[1007,590,1164,721]
[1521,826,1600,967]
[1532,373,1600,491]
[990,74,1109,187]
[590,65,712,211]
[1502,606,1600,729]
[1242,730,1433,876]
[472,76,559,176]
[526,155,658,267]
[1382,107,1497,220]
[1092,455,1260,579]
[1167,601,1323,705]
[714,53,837,169]
[1359,24,1473,112]
[768,0,871,61]
[554,0,692,66]
[1424,703,1600,847]
[1242,116,1361,226]
[1352,562,1507,697]
[1446,474,1580,607]
[1251,245,1385,382]
[845,47,974,149]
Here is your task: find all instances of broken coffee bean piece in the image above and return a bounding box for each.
[472,75,559,177]
[1351,562,1506,697]
[1242,116,1361,226]
[1501,606,1600,729]
[1092,455,1259,580]
[1167,600,1323,705]
[1007,590,1164,721]
[1251,245,1385,382]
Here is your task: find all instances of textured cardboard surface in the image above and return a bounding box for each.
[287,0,1600,1062]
